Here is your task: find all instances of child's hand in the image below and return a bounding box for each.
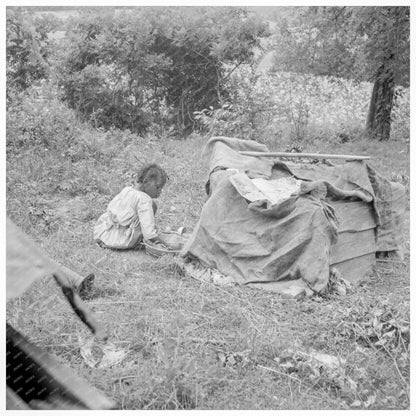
[159,235,182,251]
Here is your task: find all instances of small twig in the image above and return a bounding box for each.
[95,256,107,265]
[189,310,215,322]
[43,343,79,348]
[185,321,209,333]
[375,269,395,275]
[371,268,382,280]
[88,262,125,277]
[380,344,409,399]
[103,321,145,326]
[188,336,227,345]
[151,336,227,345]
[132,154,143,165]
[112,375,137,383]
[257,364,301,383]
[376,259,406,264]
[398,331,409,355]
[89,300,143,305]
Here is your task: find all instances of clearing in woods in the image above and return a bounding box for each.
[6,131,410,410]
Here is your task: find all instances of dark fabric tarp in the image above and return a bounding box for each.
[181,137,405,293]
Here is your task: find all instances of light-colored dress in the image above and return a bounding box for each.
[93,187,158,249]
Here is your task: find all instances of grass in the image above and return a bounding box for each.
[6,98,410,409]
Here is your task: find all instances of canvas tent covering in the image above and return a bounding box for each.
[6,219,60,300]
[181,137,405,295]
[6,219,114,410]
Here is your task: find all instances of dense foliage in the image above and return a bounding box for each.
[55,7,267,135]
[6,6,410,148]
[6,8,59,98]
[270,6,410,140]
[271,7,409,85]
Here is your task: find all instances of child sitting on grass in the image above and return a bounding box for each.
[94,163,171,250]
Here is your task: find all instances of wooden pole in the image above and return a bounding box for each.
[239,151,371,161]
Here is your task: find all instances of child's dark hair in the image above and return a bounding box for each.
[137,163,168,184]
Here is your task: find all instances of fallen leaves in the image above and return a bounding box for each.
[271,348,357,394]
[79,336,127,369]
[336,303,410,354]
[217,349,253,369]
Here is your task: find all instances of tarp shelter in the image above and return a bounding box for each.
[181,137,405,295]
[6,218,115,410]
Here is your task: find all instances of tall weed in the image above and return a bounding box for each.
[7,84,79,154]
[194,65,409,148]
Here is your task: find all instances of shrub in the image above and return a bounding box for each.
[55,7,267,136]
[58,63,153,133]
[194,65,410,147]
[194,64,278,142]
[6,8,60,98]
[6,84,80,155]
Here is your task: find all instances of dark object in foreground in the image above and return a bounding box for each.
[6,218,114,409]
[6,324,115,410]
[77,272,95,299]
[53,273,107,340]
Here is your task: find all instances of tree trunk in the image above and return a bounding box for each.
[366,64,395,141]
